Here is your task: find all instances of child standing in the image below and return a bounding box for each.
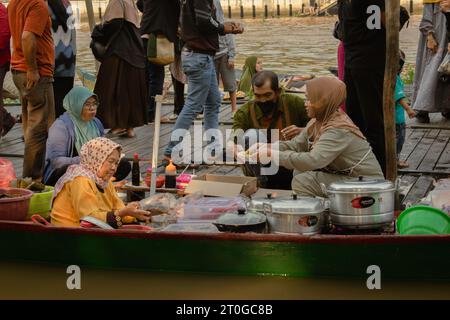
[396,50,416,169]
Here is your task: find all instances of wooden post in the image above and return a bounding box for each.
[85,0,99,72]
[383,0,400,182]
[85,0,96,33]
[409,0,413,14]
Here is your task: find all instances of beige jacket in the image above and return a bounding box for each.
[278,128,384,178]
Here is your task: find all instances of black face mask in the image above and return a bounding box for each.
[256,100,277,115]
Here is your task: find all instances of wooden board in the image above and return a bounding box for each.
[399,128,426,162]
[404,129,439,170]
[417,130,450,172]
[402,175,434,206]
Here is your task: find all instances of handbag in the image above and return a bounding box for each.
[90,0,125,62]
[147,34,175,66]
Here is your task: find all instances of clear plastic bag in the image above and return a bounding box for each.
[139,193,177,215]
[429,179,450,214]
[174,192,249,221]
[0,158,16,188]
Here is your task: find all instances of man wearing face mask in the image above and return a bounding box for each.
[230,70,308,190]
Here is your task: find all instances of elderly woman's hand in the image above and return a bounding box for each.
[118,202,152,223]
[427,33,439,54]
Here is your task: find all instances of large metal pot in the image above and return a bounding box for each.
[263,195,326,235]
[324,176,396,229]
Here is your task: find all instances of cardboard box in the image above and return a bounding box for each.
[184,174,258,197]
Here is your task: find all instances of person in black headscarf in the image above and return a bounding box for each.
[93,0,148,138]
[47,0,76,118]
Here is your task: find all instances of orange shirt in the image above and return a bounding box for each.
[7,0,54,77]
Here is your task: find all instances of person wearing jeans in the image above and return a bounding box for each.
[164,0,243,162]
[165,50,222,159]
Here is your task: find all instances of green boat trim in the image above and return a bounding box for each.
[1,220,450,279]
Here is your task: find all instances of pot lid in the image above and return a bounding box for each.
[249,192,297,211]
[215,208,266,226]
[266,197,325,215]
[327,176,395,192]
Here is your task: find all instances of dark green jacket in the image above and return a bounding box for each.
[232,93,308,137]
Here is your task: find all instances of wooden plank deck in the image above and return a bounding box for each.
[399,127,450,176]
[0,102,241,179]
[1,103,449,206]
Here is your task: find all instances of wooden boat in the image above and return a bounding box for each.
[1,219,450,279]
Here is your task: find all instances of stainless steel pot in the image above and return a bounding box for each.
[324,176,396,229]
[248,192,290,214]
[262,196,326,235]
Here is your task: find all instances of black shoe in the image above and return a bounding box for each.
[415,111,430,124]
[442,112,450,120]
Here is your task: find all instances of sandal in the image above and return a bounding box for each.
[126,128,136,138]
[105,128,127,138]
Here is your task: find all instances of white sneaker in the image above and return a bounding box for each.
[168,113,178,121]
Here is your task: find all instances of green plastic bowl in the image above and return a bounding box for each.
[27,186,54,220]
[397,206,450,235]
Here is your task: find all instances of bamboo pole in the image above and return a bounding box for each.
[150,95,163,196]
[84,0,100,72]
[383,0,400,182]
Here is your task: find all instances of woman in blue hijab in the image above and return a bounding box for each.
[43,87,131,186]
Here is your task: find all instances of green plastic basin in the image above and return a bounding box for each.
[397,206,450,235]
[27,186,54,220]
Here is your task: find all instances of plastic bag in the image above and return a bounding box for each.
[429,179,450,214]
[139,193,177,215]
[172,192,204,219]
[174,192,249,221]
[0,158,16,188]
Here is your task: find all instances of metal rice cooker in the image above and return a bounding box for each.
[325,176,396,229]
[263,196,326,235]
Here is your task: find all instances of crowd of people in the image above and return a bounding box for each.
[0,0,449,228]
